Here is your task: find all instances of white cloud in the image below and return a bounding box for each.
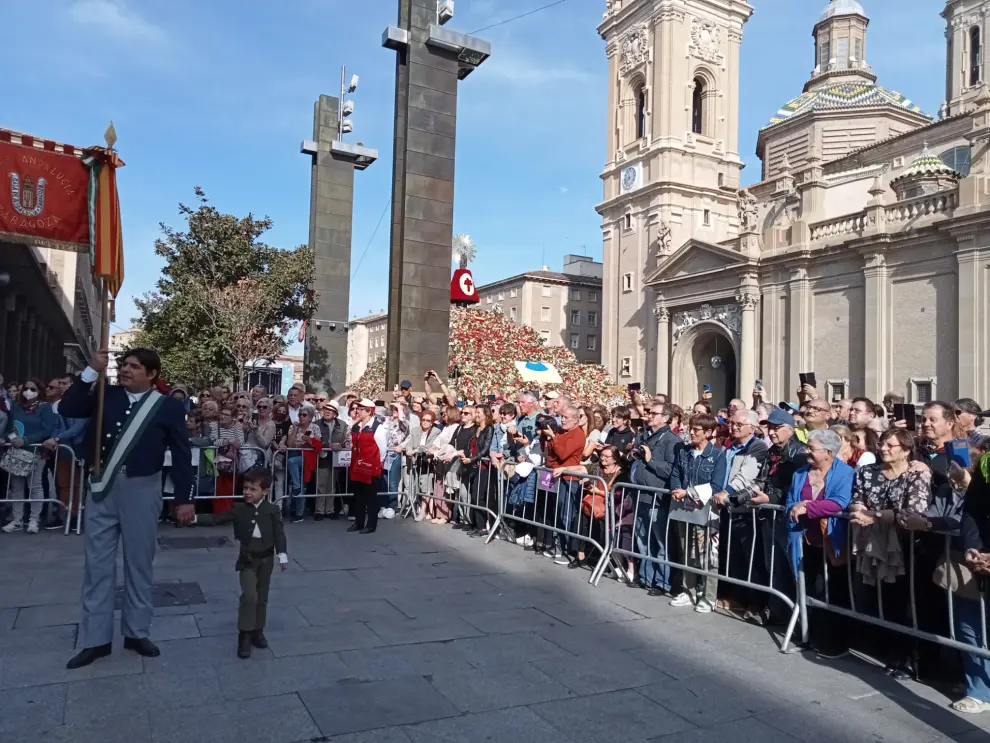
[68,0,169,47]
[559,186,569,194]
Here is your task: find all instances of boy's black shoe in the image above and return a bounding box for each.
[346,523,361,532]
[238,632,252,659]
[252,630,268,649]
[314,513,324,522]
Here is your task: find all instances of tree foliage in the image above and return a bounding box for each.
[134,187,315,390]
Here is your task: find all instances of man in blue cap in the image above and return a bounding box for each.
[746,407,805,626]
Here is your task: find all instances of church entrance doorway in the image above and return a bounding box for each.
[673,324,738,409]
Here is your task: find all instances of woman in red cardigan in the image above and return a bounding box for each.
[281,406,324,522]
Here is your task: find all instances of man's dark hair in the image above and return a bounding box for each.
[123,348,161,381]
[242,467,273,489]
[923,400,954,422]
[650,403,674,419]
[688,413,717,432]
[851,396,875,411]
[499,403,517,417]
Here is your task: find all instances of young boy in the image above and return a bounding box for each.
[196,467,288,658]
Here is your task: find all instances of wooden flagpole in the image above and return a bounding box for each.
[92,278,110,477]
[91,122,118,478]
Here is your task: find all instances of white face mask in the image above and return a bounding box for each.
[22,390,38,401]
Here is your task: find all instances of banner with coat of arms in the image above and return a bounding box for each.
[0,137,90,252]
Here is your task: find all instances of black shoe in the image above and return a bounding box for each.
[238,631,252,659]
[647,587,667,598]
[567,558,586,570]
[346,523,362,532]
[66,643,112,669]
[251,630,268,649]
[291,516,304,523]
[123,636,160,657]
[327,512,340,520]
[359,527,376,534]
[44,518,65,531]
[314,513,324,522]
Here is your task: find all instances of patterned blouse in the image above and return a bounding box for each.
[851,463,933,515]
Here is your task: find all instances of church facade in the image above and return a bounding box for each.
[597,0,990,409]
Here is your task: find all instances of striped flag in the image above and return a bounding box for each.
[83,147,125,298]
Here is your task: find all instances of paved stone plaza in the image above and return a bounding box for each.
[0,518,988,743]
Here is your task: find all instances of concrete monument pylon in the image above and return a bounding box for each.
[382,0,490,386]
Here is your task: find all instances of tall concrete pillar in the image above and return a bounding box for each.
[382,0,490,386]
[301,96,377,396]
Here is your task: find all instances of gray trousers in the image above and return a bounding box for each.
[79,471,162,648]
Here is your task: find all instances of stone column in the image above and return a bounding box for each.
[862,251,889,401]
[736,289,759,407]
[382,1,490,387]
[653,296,670,396]
[957,246,986,402]
[786,266,811,394]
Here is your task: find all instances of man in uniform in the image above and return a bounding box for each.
[61,348,194,669]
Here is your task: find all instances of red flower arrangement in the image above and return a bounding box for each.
[351,307,624,405]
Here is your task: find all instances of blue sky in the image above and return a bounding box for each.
[3,0,946,349]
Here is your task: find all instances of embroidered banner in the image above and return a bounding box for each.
[0,139,89,251]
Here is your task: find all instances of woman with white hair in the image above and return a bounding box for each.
[786,427,855,658]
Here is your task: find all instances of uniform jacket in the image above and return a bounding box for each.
[60,375,195,504]
[204,499,287,558]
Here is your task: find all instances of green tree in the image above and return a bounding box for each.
[135,187,315,390]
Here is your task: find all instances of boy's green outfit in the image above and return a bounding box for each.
[198,499,287,658]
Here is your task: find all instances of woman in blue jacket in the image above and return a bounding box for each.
[3,379,57,534]
[785,428,855,658]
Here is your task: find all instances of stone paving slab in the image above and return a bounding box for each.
[0,518,988,742]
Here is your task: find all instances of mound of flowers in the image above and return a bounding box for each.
[350,307,623,405]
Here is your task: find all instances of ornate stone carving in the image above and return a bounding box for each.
[738,189,758,233]
[672,302,741,346]
[620,22,649,73]
[689,17,722,64]
[653,298,670,322]
[734,291,759,310]
[655,219,672,255]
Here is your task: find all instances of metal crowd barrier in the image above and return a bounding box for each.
[492,464,612,585]
[0,442,79,535]
[604,483,804,652]
[404,452,504,542]
[795,511,990,661]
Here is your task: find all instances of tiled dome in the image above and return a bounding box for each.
[819,0,867,24]
[764,82,927,128]
[891,143,961,184]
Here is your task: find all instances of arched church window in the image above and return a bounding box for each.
[940,146,972,177]
[971,25,982,86]
[635,86,647,139]
[692,78,705,135]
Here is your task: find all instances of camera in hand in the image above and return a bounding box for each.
[535,413,561,435]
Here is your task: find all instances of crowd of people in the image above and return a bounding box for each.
[5,364,990,714]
